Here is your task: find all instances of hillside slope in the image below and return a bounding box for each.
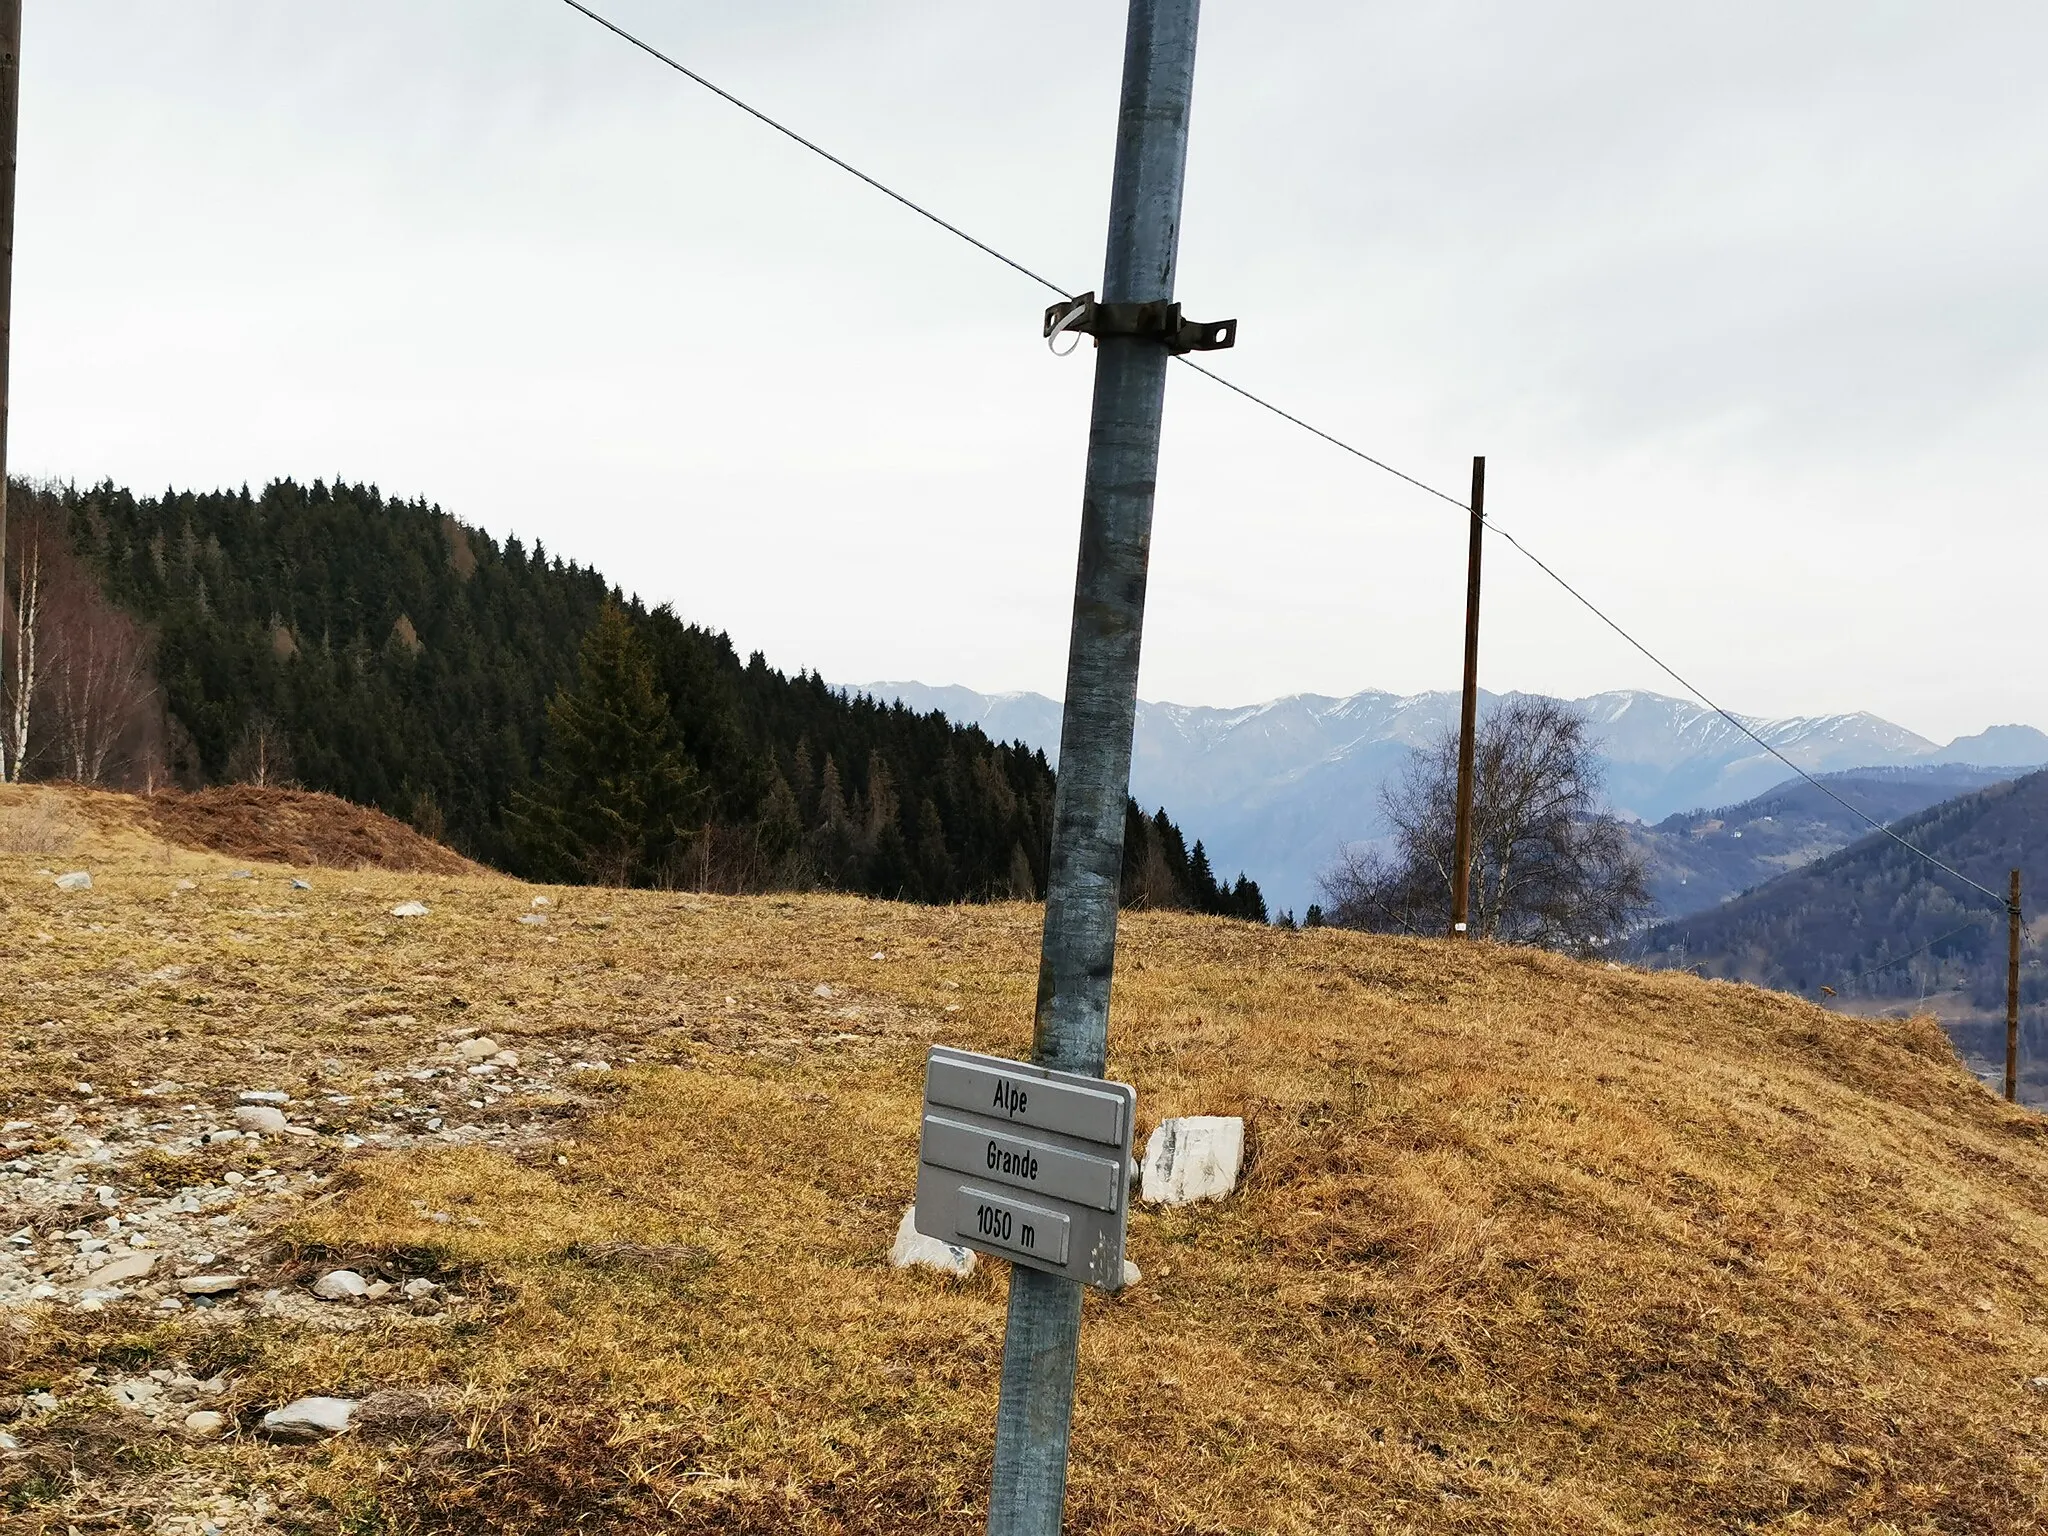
[1639,771,2048,1086]
[1631,763,2019,920]
[21,479,1257,915]
[6,787,2048,1533]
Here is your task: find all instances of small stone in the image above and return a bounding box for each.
[174,879,196,891]
[490,1050,520,1068]
[813,984,835,999]
[53,871,92,891]
[400,1278,438,1300]
[290,878,312,890]
[227,869,252,880]
[110,1378,161,1412]
[2029,1376,2048,1395]
[531,896,551,908]
[389,901,430,918]
[235,1105,288,1135]
[312,1269,370,1301]
[869,951,886,961]
[364,1280,392,1300]
[80,1252,158,1289]
[260,1395,355,1441]
[1140,1116,1246,1206]
[205,1128,243,1145]
[518,913,547,926]
[183,1409,226,1436]
[453,1037,500,1064]
[179,1274,242,1296]
[26,1392,60,1411]
[1121,1260,1142,1289]
[222,1171,246,1185]
[239,1090,290,1104]
[889,1206,975,1279]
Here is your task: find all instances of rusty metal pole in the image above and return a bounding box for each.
[2008,869,2022,1102]
[986,2,1202,1531]
[0,0,19,783]
[1449,456,1484,938]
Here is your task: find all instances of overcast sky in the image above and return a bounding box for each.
[19,2,2047,743]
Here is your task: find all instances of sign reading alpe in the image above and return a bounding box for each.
[915,1045,1137,1290]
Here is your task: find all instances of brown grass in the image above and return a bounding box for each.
[5,786,2048,1532]
[145,784,478,874]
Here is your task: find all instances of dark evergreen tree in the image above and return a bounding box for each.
[511,603,703,886]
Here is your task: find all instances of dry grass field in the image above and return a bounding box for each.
[4,783,2048,1533]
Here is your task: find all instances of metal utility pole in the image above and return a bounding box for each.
[0,0,19,784]
[989,2,1221,1530]
[2007,869,2022,1102]
[1449,456,1485,939]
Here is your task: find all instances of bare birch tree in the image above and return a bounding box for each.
[1319,697,1650,955]
[0,499,51,781]
[42,555,155,784]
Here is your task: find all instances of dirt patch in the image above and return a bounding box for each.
[145,786,478,874]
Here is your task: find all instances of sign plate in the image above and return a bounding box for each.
[915,1045,1136,1289]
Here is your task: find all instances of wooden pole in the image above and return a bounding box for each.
[0,0,20,783]
[1449,455,1484,937]
[2007,868,2022,1102]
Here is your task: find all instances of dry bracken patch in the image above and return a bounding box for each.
[2,784,2046,1533]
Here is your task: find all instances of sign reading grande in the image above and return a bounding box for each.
[914,1045,1136,1290]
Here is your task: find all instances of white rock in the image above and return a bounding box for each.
[1140,1116,1245,1206]
[453,1037,500,1064]
[813,984,835,999]
[235,1105,288,1135]
[290,878,312,890]
[183,1409,227,1436]
[490,1050,520,1068]
[179,1274,242,1296]
[239,1090,290,1104]
[365,1280,392,1300]
[80,1252,158,1289]
[400,1278,438,1300]
[888,1206,975,1279]
[205,1128,243,1145]
[311,1269,370,1301]
[517,913,547,926]
[54,871,92,891]
[1121,1260,1142,1288]
[389,901,429,918]
[261,1395,355,1441]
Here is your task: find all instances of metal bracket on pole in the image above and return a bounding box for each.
[1043,292,1236,355]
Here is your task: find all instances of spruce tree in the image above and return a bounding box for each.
[511,603,703,886]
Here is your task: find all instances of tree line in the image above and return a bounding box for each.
[2,478,1264,918]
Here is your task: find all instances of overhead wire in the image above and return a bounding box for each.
[556,0,2019,915]
[1833,913,1999,992]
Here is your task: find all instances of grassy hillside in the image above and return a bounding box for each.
[5,784,2048,1533]
[1632,763,2020,920]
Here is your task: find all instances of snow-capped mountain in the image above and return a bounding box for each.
[843,682,2048,918]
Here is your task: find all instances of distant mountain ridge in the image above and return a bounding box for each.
[846,681,2048,916]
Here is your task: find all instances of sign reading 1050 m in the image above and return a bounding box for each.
[914,1045,1134,1290]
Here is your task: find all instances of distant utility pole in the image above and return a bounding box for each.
[989,1,1224,1531]
[0,0,19,784]
[1449,455,1485,939]
[2008,869,2022,1102]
